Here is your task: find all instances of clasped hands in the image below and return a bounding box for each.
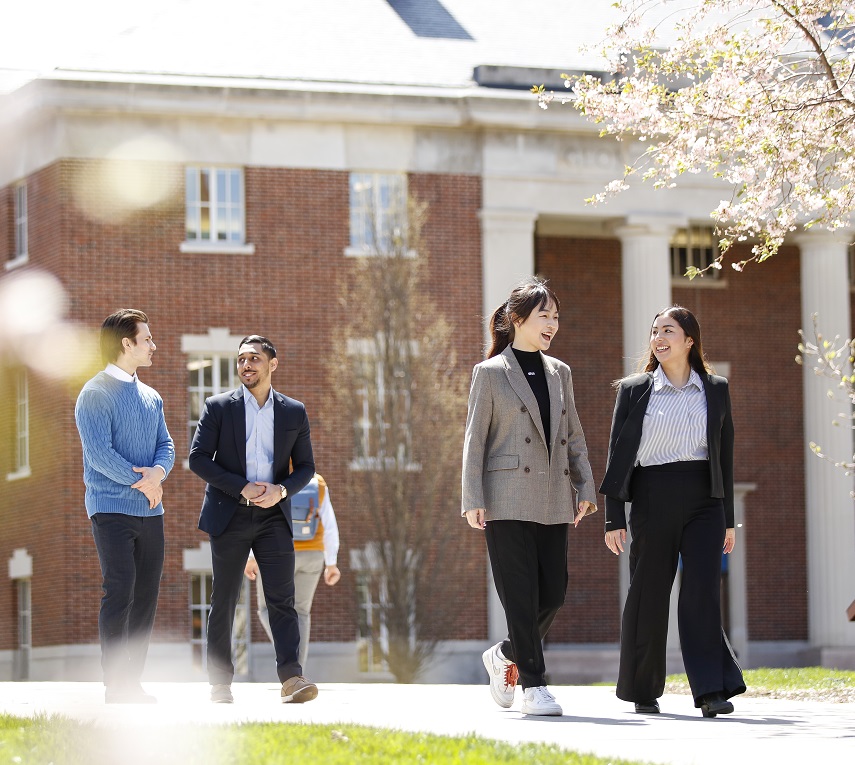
[240,481,283,508]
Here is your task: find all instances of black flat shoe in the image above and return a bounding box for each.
[700,693,734,718]
[634,699,660,714]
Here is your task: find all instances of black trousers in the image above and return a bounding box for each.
[207,504,300,684]
[90,512,164,688]
[616,461,745,706]
[485,519,568,689]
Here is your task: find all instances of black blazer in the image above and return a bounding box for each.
[189,387,315,537]
[599,371,734,531]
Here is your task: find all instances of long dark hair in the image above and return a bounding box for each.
[486,277,560,359]
[641,305,712,376]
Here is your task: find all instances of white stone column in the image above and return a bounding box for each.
[728,484,755,665]
[614,215,681,620]
[796,231,855,652]
[614,215,683,374]
[479,209,538,332]
[479,208,538,643]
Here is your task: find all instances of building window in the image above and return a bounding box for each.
[189,572,250,679]
[185,167,245,244]
[670,226,721,281]
[349,338,415,470]
[352,543,416,675]
[848,241,855,288]
[187,354,238,445]
[14,184,27,259]
[356,570,388,674]
[6,183,28,270]
[348,173,408,255]
[15,579,31,681]
[8,370,29,480]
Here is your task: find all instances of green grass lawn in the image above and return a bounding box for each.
[664,666,855,702]
[0,715,655,765]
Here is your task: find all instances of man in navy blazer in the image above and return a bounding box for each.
[189,334,316,704]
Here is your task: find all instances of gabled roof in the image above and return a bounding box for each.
[1,0,618,93]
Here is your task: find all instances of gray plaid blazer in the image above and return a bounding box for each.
[461,345,597,524]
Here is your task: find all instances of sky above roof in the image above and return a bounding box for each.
[1,0,621,92]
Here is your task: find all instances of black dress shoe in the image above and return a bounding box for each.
[700,693,734,718]
[634,699,660,714]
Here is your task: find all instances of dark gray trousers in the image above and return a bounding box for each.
[90,512,164,688]
[207,504,300,685]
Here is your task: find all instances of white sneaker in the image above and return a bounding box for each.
[481,642,519,709]
[521,686,562,716]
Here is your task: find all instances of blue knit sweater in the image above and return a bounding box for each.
[75,372,175,518]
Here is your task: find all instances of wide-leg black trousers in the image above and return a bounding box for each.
[616,461,745,706]
[485,519,568,689]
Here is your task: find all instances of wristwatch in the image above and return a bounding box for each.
[279,484,288,500]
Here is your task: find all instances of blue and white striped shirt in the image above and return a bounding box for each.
[636,366,708,467]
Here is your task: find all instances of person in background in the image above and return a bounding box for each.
[245,472,341,671]
[600,305,745,718]
[75,308,175,704]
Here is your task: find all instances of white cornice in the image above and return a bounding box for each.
[1,72,591,133]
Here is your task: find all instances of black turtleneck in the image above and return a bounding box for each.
[511,347,551,454]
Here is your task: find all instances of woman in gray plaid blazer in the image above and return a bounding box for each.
[462,277,597,717]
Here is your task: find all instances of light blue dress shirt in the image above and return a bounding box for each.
[243,386,275,484]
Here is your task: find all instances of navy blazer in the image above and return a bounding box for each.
[599,371,734,531]
[189,387,315,537]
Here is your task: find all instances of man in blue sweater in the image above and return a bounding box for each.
[75,309,175,704]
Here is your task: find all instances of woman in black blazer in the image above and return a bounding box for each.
[600,306,745,718]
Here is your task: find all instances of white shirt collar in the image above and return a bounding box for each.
[242,385,275,409]
[104,363,136,383]
[653,365,703,392]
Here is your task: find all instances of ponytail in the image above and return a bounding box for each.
[487,303,513,358]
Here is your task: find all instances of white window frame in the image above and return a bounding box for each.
[848,241,855,289]
[346,172,413,257]
[348,337,419,472]
[15,578,32,681]
[351,543,416,676]
[8,548,33,681]
[186,353,239,447]
[182,329,246,464]
[6,182,28,270]
[188,570,251,680]
[670,225,725,287]
[7,369,30,480]
[180,167,254,255]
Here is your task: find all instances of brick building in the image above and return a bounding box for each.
[1,0,854,682]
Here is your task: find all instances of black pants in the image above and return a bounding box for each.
[616,461,745,706]
[207,504,300,684]
[90,512,164,688]
[485,519,568,689]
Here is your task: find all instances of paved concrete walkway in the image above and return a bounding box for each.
[1,682,853,765]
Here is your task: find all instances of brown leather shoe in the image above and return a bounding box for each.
[281,675,318,703]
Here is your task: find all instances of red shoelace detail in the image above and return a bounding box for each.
[504,663,519,689]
